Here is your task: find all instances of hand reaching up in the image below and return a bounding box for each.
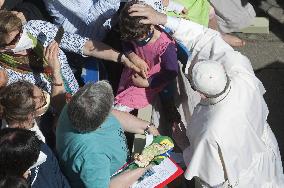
[44,41,61,74]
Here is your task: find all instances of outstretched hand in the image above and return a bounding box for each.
[129,4,167,25]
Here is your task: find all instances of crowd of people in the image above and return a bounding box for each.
[0,0,284,188]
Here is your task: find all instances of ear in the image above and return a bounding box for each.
[27,112,35,123]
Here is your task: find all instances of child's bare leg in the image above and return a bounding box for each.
[208,6,245,47]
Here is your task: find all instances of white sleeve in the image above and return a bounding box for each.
[142,0,165,12]
[56,0,120,24]
[165,17,255,75]
[165,16,181,33]
[55,0,92,22]
[166,0,184,13]
[165,17,220,55]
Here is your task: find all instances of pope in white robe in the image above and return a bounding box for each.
[129,5,284,187]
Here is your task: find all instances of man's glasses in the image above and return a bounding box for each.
[35,89,47,111]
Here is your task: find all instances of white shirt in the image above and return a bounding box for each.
[44,0,120,40]
[165,17,284,187]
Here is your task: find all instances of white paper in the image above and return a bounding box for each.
[145,134,154,148]
[131,158,178,188]
[12,29,34,53]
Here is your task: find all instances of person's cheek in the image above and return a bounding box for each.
[0,69,8,88]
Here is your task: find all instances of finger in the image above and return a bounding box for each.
[53,43,59,57]
[125,59,140,73]
[129,4,146,11]
[141,70,147,78]
[132,65,141,74]
[139,19,151,25]
[131,75,137,80]
[47,43,55,60]
[144,69,148,76]
[129,10,148,17]
[49,41,56,52]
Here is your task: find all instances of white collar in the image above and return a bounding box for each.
[29,151,47,170]
[200,85,231,106]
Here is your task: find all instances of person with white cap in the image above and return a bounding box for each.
[128,4,284,187]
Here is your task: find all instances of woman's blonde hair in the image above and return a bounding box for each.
[0,10,22,46]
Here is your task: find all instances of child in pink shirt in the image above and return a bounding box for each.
[114,1,179,113]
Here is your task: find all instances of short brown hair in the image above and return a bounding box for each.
[0,81,36,123]
[67,81,114,132]
[0,10,22,46]
[119,1,151,41]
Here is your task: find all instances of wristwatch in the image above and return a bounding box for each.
[144,122,155,135]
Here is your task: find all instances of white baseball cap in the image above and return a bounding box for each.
[191,60,228,97]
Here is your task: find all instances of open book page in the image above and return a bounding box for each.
[131,158,183,188]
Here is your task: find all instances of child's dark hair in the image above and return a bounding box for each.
[0,128,41,178]
[119,0,151,41]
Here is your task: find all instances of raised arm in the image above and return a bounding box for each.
[25,20,141,73]
[109,165,152,188]
[129,4,219,55]
[44,41,66,114]
[82,40,141,74]
[129,4,252,73]
[111,109,159,136]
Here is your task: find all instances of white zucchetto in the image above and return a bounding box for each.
[192,61,227,96]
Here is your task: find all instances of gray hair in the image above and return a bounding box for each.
[67,81,114,132]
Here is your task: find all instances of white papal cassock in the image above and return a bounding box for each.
[164,17,284,187]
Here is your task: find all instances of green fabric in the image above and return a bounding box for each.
[167,0,210,26]
[0,53,22,68]
[56,105,129,188]
[27,33,48,65]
